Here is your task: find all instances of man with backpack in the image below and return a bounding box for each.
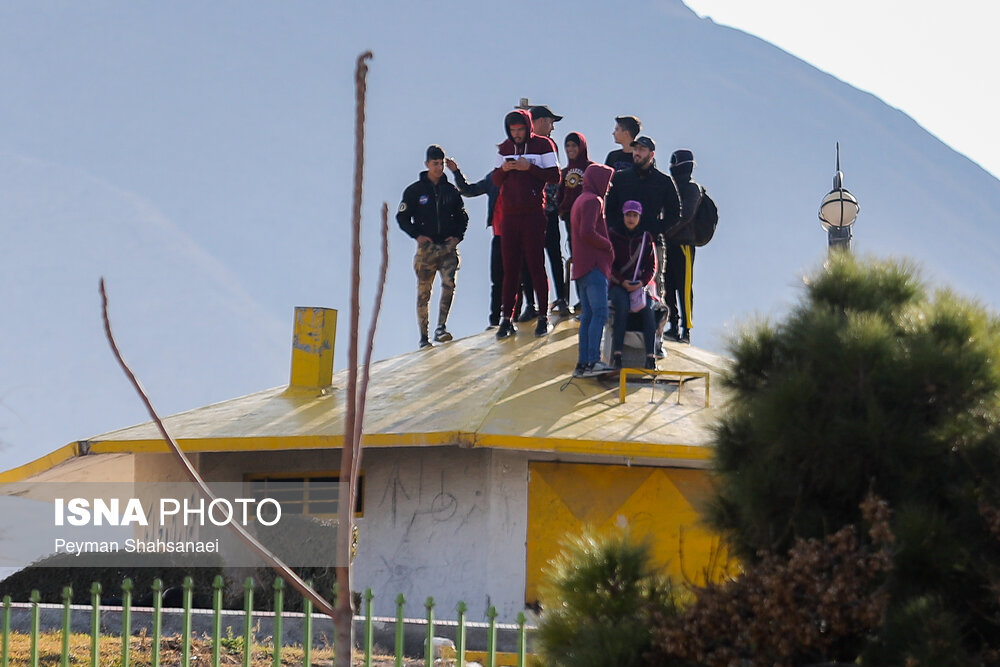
[662,148,705,344]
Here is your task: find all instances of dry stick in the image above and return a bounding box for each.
[99,278,336,619]
[340,49,372,550]
[334,49,374,667]
[351,203,389,494]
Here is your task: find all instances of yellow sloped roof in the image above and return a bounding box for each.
[3,320,728,482]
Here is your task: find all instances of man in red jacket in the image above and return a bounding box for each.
[492,109,560,339]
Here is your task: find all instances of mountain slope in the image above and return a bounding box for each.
[2,0,999,467]
[0,153,286,466]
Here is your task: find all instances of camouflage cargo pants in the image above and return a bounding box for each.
[414,240,460,336]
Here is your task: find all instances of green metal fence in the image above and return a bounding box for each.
[0,578,534,666]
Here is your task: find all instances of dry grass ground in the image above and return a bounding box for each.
[2,631,425,666]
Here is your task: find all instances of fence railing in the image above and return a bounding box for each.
[0,577,535,666]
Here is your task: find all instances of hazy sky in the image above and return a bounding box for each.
[684,0,1000,179]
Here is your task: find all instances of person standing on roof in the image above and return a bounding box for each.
[492,109,560,339]
[445,156,509,329]
[605,135,680,346]
[526,105,571,318]
[396,145,470,349]
[604,115,641,172]
[661,148,702,344]
[570,163,616,377]
[557,131,594,254]
[557,131,594,310]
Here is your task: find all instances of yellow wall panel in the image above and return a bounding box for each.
[526,462,725,605]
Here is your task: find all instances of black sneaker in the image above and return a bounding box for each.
[551,299,571,316]
[678,329,691,344]
[534,316,551,337]
[654,341,666,359]
[434,326,453,343]
[611,353,623,370]
[517,306,539,323]
[663,326,680,342]
[644,356,657,370]
[496,319,517,339]
[418,337,433,349]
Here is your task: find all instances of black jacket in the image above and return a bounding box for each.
[396,172,470,243]
[605,160,680,236]
[451,169,500,228]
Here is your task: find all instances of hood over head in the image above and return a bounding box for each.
[504,109,534,142]
[582,163,614,197]
[564,131,590,169]
[670,148,695,182]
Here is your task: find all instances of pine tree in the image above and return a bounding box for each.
[536,529,685,667]
[710,254,1000,664]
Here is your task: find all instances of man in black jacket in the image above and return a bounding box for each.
[396,145,470,348]
[605,136,680,302]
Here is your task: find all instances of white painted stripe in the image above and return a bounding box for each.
[494,152,557,169]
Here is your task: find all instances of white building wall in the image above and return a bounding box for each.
[354,446,519,621]
[482,450,529,620]
[197,446,533,621]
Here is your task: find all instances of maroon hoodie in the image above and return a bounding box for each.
[557,131,594,220]
[569,163,615,280]
[491,109,560,215]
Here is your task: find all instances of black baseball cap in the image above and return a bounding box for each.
[670,148,696,167]
[630,136,656,151]
[529,105,563,122]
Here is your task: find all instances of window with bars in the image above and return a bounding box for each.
[244,473,364,519]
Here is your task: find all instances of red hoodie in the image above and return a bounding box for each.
[569,163,615,280]
[491,109,560,215]
[556,131,594,220]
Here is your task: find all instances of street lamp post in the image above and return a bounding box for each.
[818,142,860,253]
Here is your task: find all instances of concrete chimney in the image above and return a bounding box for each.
[288,306,337,390]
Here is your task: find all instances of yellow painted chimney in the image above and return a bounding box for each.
[289,306,337,390]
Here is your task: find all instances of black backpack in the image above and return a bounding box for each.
[692,186,718,247]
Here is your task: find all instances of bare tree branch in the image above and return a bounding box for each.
[99,277,336,619]
[334,49,374,667]
[351,202,389,493]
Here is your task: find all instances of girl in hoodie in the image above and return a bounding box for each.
[569,163,616,377]
[609,200,658,369]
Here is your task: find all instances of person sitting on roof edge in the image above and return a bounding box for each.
[609,200,659,370]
